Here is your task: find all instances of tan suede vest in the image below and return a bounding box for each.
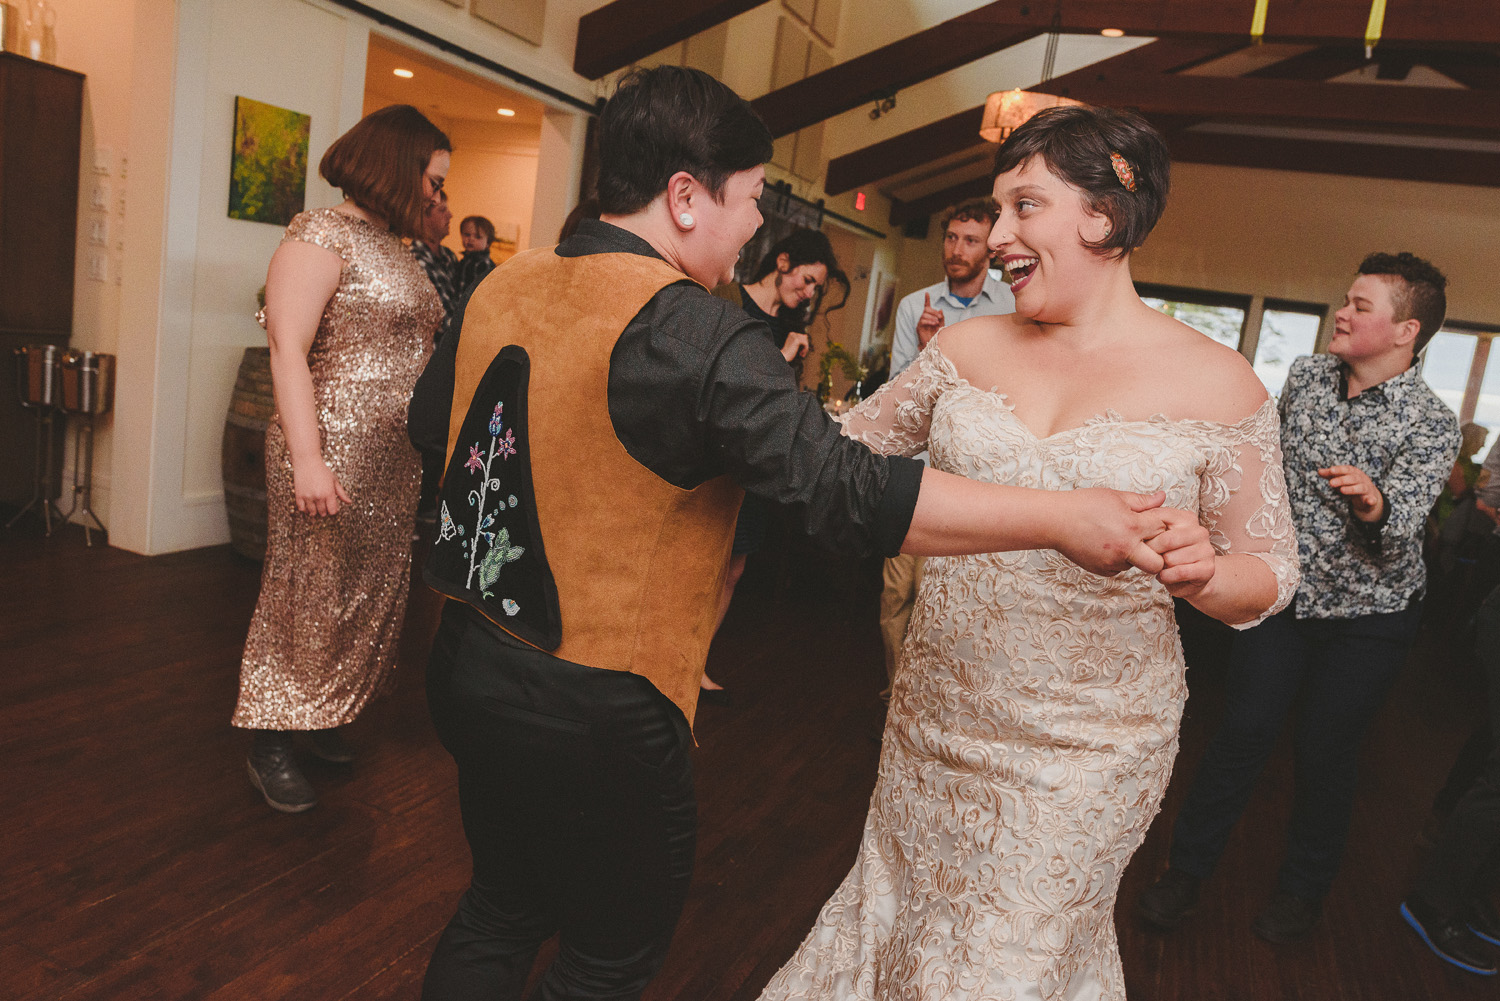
[447,248,744,726]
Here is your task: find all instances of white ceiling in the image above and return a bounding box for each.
[364,32,547,128]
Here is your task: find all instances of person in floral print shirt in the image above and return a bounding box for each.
[1141,253,1460,946]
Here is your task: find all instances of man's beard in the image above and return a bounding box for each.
[944,258,985,282]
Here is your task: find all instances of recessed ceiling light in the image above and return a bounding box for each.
[497,108,516,117]
[1100,28,1124,37]
[393,68,414,78]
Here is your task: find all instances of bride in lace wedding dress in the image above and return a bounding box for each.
[757,108,1299,1001]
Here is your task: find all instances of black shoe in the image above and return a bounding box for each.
[1401,898,1498,975]
[1138,869,1201,930]
[1253,890,1321,943]
[1468,897,1500,947]
[246,740,317,813]
[697,686,732,707]
[303,727,356,763]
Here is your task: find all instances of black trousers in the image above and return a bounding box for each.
[1168,602,1420,900]
[1416,585,1500,917]
[422,602,696,1001]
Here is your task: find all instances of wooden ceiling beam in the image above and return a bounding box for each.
[1168,131,1500,188]
[1421,52,1500,90]
[823,37,1241,195]
[889,176,995,227]
[1242,45,1370,81]
[826,106,985,196]
[752,22,1041,138]
[1032,71,1500,134]
[751,0,1500,137]
[892,130,1500,226]
[573,0,769,79]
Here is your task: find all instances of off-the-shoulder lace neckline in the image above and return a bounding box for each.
[921,341,1276,443]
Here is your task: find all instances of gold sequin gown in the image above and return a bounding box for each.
[231,208,441,731]
[758,345,1299,1001]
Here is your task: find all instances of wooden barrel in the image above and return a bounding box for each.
[221,347,273,561]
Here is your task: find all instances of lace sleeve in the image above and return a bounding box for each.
[835,343,960,457]
[1199,399,1301,629]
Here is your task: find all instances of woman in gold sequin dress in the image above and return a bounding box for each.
[231,105,449,813]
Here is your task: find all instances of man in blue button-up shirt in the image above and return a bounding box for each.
[1141,253,1459,946]
[879,199,1016,697]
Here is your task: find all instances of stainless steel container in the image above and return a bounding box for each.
[60,351,116,415]
[15,343,64,407]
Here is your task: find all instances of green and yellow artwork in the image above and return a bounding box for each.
[228,96,310,226]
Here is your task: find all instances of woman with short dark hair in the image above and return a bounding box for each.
[701,227,849,701]
[231,104,449,813]
[757,104,1299,1000]
[411,73,1201,1001]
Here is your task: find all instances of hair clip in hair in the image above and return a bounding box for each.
[1109,151,1137,192]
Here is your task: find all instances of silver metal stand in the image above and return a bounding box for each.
[59,413,106,545]
[5,406,66,534]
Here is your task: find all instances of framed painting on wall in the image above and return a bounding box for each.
[228,96,311,227]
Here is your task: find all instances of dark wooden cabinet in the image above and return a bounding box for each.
[0,52,83,510]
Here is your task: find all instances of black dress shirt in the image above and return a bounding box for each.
[409,219,922,561]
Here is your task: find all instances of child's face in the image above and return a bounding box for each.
[460,222,489,252]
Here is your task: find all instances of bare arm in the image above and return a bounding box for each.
[902,468,1168,575]
[839,342,1168,575]
[263,238,348,516]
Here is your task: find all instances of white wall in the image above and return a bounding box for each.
[51,0,140,529]
[103,0,592,554]
[1136,162,1500,327]
[444,120,540,252]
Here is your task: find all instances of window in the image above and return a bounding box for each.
[1420,324,1500,461]
[1254,300,1324,397]
[1420,330,1475,426]
[1137,283,1250,351]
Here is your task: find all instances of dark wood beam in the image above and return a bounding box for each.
[1169,131,1500,188]
[894,128,1500,225]
[1243,45,1370,81]
[826,106,985,196]
[752,21,1041,138]
[889,175,994,227]
[573,0,769,79]
[751,0,1500,137]
[1421,52,1500,90]
[1033,71,1500,134]
[823,37,1243,195]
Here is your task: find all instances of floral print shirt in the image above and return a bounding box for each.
[1278,353,1459,619]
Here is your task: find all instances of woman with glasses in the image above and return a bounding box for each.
[231,104,450,813]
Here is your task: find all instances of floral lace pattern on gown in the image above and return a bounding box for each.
[758,344,1298,1001]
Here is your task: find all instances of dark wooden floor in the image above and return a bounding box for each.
[1,519,1492,1000]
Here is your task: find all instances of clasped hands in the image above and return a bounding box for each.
[1057,489,1215,597]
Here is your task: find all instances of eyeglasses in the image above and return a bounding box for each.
[427,173,446,198]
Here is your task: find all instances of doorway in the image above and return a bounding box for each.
[363,34,546,262]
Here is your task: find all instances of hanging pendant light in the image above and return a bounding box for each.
[979,8,1084,144]
[978,89,1082,143]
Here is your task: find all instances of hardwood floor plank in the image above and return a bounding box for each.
[3,524,1495,1000]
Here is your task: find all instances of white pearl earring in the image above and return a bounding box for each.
[678,212,694,227]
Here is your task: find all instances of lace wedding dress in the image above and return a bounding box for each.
[758,344,1298,1001]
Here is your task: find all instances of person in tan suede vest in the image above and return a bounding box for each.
[409,66,1186,1001]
